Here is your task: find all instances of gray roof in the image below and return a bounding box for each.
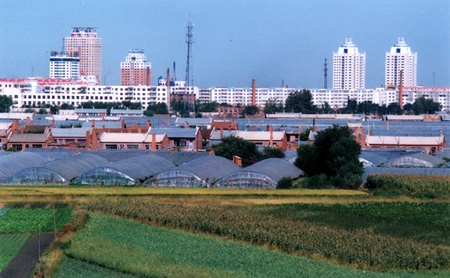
[283,150,297,164]
[51,128,91,138]
[146,156,240,187]
[436,149,450,159]
[7,153,109,184]
[74,154,174,185]
[75,108,107,114]
[24,148,80,161]
[81,121,122,129]
[0,152,49,182]
[110,109,143,115]
[210,130,236,140]
[8,133,49,143]
[149,127,197,138]
[216,158,304,189]
[175,117,212,125]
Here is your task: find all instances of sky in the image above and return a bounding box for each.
[0,0,448,89]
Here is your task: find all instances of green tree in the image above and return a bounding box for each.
[144,103,168,116]
[295,125,363,189]
[264,98,283,115]
[403,103,413,114]
[299,127,313,141]
[197,101,219,112]
[284,89,316,113]
[213,136,261,167]
[60,103,75,110]
[242,105,259,116]
[412,96,441,115]
[387,103,403,115]
[318,102,333,114]
[261,146,285,160]
[0,96,13,112]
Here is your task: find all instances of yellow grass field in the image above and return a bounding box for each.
[0,186,368,197]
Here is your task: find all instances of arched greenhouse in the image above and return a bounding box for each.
[0,152,49,183]
[74,154,174,186]
[216,158,304,189]
[145,156,240,187]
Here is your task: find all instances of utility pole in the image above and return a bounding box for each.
[185,22,194,112]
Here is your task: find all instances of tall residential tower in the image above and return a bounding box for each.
[333,38,365,90]
[385,37,417,87]
[64,27,101,84]
[49,51,80,79]
[120,49,151,86]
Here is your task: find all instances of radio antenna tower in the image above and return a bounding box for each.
[185,22,194,88]
[323,58,328,89]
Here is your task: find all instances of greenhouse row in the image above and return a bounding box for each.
[0,150,304,188]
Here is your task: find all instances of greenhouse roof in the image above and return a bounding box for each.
[359,151,388,167]
[283,150,297,164]
[150,155,240,185]
[24,148,80,161]
[241,158,304,181]
[154,151,209,165]
[363,167,450,182]
[75,154,174,184]
[9,153,110,183]
[436,149,450,159]
[0,152,49,182]
[382,153,445,168]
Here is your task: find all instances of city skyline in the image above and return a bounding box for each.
[0,0,448,88]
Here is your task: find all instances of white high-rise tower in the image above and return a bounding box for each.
[333,38,366,90]
[385,37,417,87]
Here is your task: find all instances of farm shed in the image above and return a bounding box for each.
[74,154,174,185]
[145,156,240,187]
[216,158,304,189]
[382,153,445,168]
[7,153,108,184]
[363,167,450,182]
[0,152,49,183]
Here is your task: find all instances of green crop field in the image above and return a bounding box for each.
[63,213,449,278]
[86,199,450,270]
[0,234,30,271]
[0,208,73,233]
[55,257,138,278]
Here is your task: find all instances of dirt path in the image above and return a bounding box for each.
[0,234,54,278]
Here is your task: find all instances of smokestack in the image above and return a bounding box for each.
[121,119,125,129]
[91,119,95,128]
[147,119,151,128]
[92,129,98,150]
[151,133,157,152]
[269,130,273,146]
[166,68,170,87]
[399,70,403,110]
[52,119,55,128]
[361,128,366,149]
[387,119,389,130]
[85,130,91,150]
[252,78,256,106]
[26,117,30,126]
[220,128,223,140]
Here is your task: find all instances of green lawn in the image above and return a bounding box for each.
[0,234,30,271]
[63,213,450,278]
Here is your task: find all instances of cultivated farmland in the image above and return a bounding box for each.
[0,234,29,271]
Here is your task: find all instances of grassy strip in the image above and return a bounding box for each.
[0,208,73,233]
[86,199,450,270]
[54,256,138,278]
[365,174,450,198]
[64,213,438,278]
[0,186,367,197]
[0,234,30,271]
[251,202,450,246]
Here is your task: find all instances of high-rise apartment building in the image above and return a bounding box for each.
[49,51,80,79]
[120,49,151,86]
[385,37,417,87]
[65,27,101,84]
[333,38,366,90]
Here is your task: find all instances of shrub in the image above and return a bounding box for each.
[276,177,293,189]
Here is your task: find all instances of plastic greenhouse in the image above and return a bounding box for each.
[0,152,49,183]
[359,151,388,168]
[216,158,304,189]
[7,153,108,184]
[363,167,450,182]
[145,156,240,187]
[74,154,174,185]
[382,153,445,168]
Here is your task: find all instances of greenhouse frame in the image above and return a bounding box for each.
[0,152,49,183]
[382,153,445,168]
[74,154,174,186]
[145,156,240,187]
[7,153,108,184]
[216,158,304,189]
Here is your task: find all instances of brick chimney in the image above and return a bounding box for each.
[102,125,105,132]
[233,155,242,167]
[52,119,55,128]
[151,133,157,152]
[162,122,165,128]
[360,128,366,149]
[167,115,170,126]
[132,122,136,127]
[387,119,389,130]
[147,119,151,129]
[121,119,125,129]
[91,128,98,150]
[299,123,302,133]
[251,79,256,106]
[91,119,95,128]
[85,131,90,150]
[26,117,30,126]
[252,126,256,131]
[269,130,273,146]
[185,121,189,129]
[266,124,270,131]
[220,128,223,140]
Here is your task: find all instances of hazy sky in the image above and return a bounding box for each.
[0,0,448,88]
